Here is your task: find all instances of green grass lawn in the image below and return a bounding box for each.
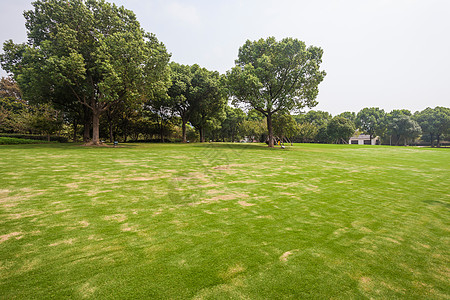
[0,143,449,299]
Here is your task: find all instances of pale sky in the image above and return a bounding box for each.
[1,0,449,115]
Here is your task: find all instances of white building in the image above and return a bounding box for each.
[349,134,380,145]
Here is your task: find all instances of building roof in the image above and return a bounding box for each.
[349,134,379,140]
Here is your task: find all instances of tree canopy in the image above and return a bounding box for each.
[356,107,386,141]
[1,0,170,145]
[227,37,326,147]
[414,107,450,147]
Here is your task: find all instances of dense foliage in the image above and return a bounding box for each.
[1,1,448,146]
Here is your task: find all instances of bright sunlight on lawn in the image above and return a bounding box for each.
[0,143,449,298]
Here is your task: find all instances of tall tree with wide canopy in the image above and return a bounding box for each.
[227,37,326,147]
[189,67,226,142]
[414,107,450,147]
[1,0,170,145]
[167,62,194,143]
[356,107,386,142]
[167,63,226,142]
[387,115,421,146]
[327,116,355,144]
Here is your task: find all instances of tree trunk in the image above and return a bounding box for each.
[92,109,100,145]
[109,123,114,143]
[430,133,434,147]
[106,110,114,143]
[182,119,187,143]
[201,127,205,143]
[437,134,441,148]
[267,112,274,147]
[72,120,78,143]
[160,120,164,143]
[83,112,91,143]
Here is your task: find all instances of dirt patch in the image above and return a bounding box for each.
[359,276,374,292]
[79,220,90,228]
[65,183,79,189]
[127,176,159,181]
[384,237,401,244]
[256,215,274,219]
[87,190,113,197]
[121,223,138,232]
[280,250,299,262]
[230,180,258,184]
[174,172,209,182]
[213,166,229,170]
[212,164,246,171]
[0,232,23,243]
[206,189,221,195]
[238,200,255,207]
[104,214,127,223]
[78,281,97,298]
[213,195,238,201]
[220,263,246,280]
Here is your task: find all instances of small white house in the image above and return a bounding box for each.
[349,134,380,145]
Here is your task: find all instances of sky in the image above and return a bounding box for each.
[1,0,449,115]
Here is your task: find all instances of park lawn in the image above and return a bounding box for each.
[0,143,449,299]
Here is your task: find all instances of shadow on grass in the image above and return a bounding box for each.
[423,199,450,209]
[0,142,142,150]
[192,142,284,151]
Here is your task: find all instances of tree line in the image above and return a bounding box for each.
[1,0,448,147]
[2,74,448,147]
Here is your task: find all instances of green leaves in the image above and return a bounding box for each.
[228,37,326,115]
[2,0,171,144]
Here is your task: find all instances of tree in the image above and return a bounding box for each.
[167,63,193,143]
[0,77,27,133]
[218,106,245,142]
[189,67,227,142]
[28,103,64,141]
[273,112,298,145]
[387,115,421,146]
[227,37,326,147]
[327,116,355,144]
[383,109,412,145]
[1,0,170,145]
[240,119,267,142]
[337,111,356,128]
[296,123,318,143]
[295,110,331,143]
[414,107,450,147]
[356,107,386,142]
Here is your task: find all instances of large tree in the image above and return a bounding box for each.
[167,63,194,143]
[327,116,355,144]
[273,112,298,145]
[227,37,326,147]
[414,107,450,147]
[189,67,226,142]
[387,115,421,146]
[356,107,386,142]
[1,0,170,145]
[218,106,245,142]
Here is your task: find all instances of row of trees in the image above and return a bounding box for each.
[1,0,448,147]
[353,107,449,147]
[2,73,448,146]
[0,0,326,147]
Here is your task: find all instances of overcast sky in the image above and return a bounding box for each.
[1,0,449,115]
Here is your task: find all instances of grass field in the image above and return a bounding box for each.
[0,143,449,299]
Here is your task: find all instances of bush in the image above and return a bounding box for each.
[0,133,68,143]
[0,137,49,145]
